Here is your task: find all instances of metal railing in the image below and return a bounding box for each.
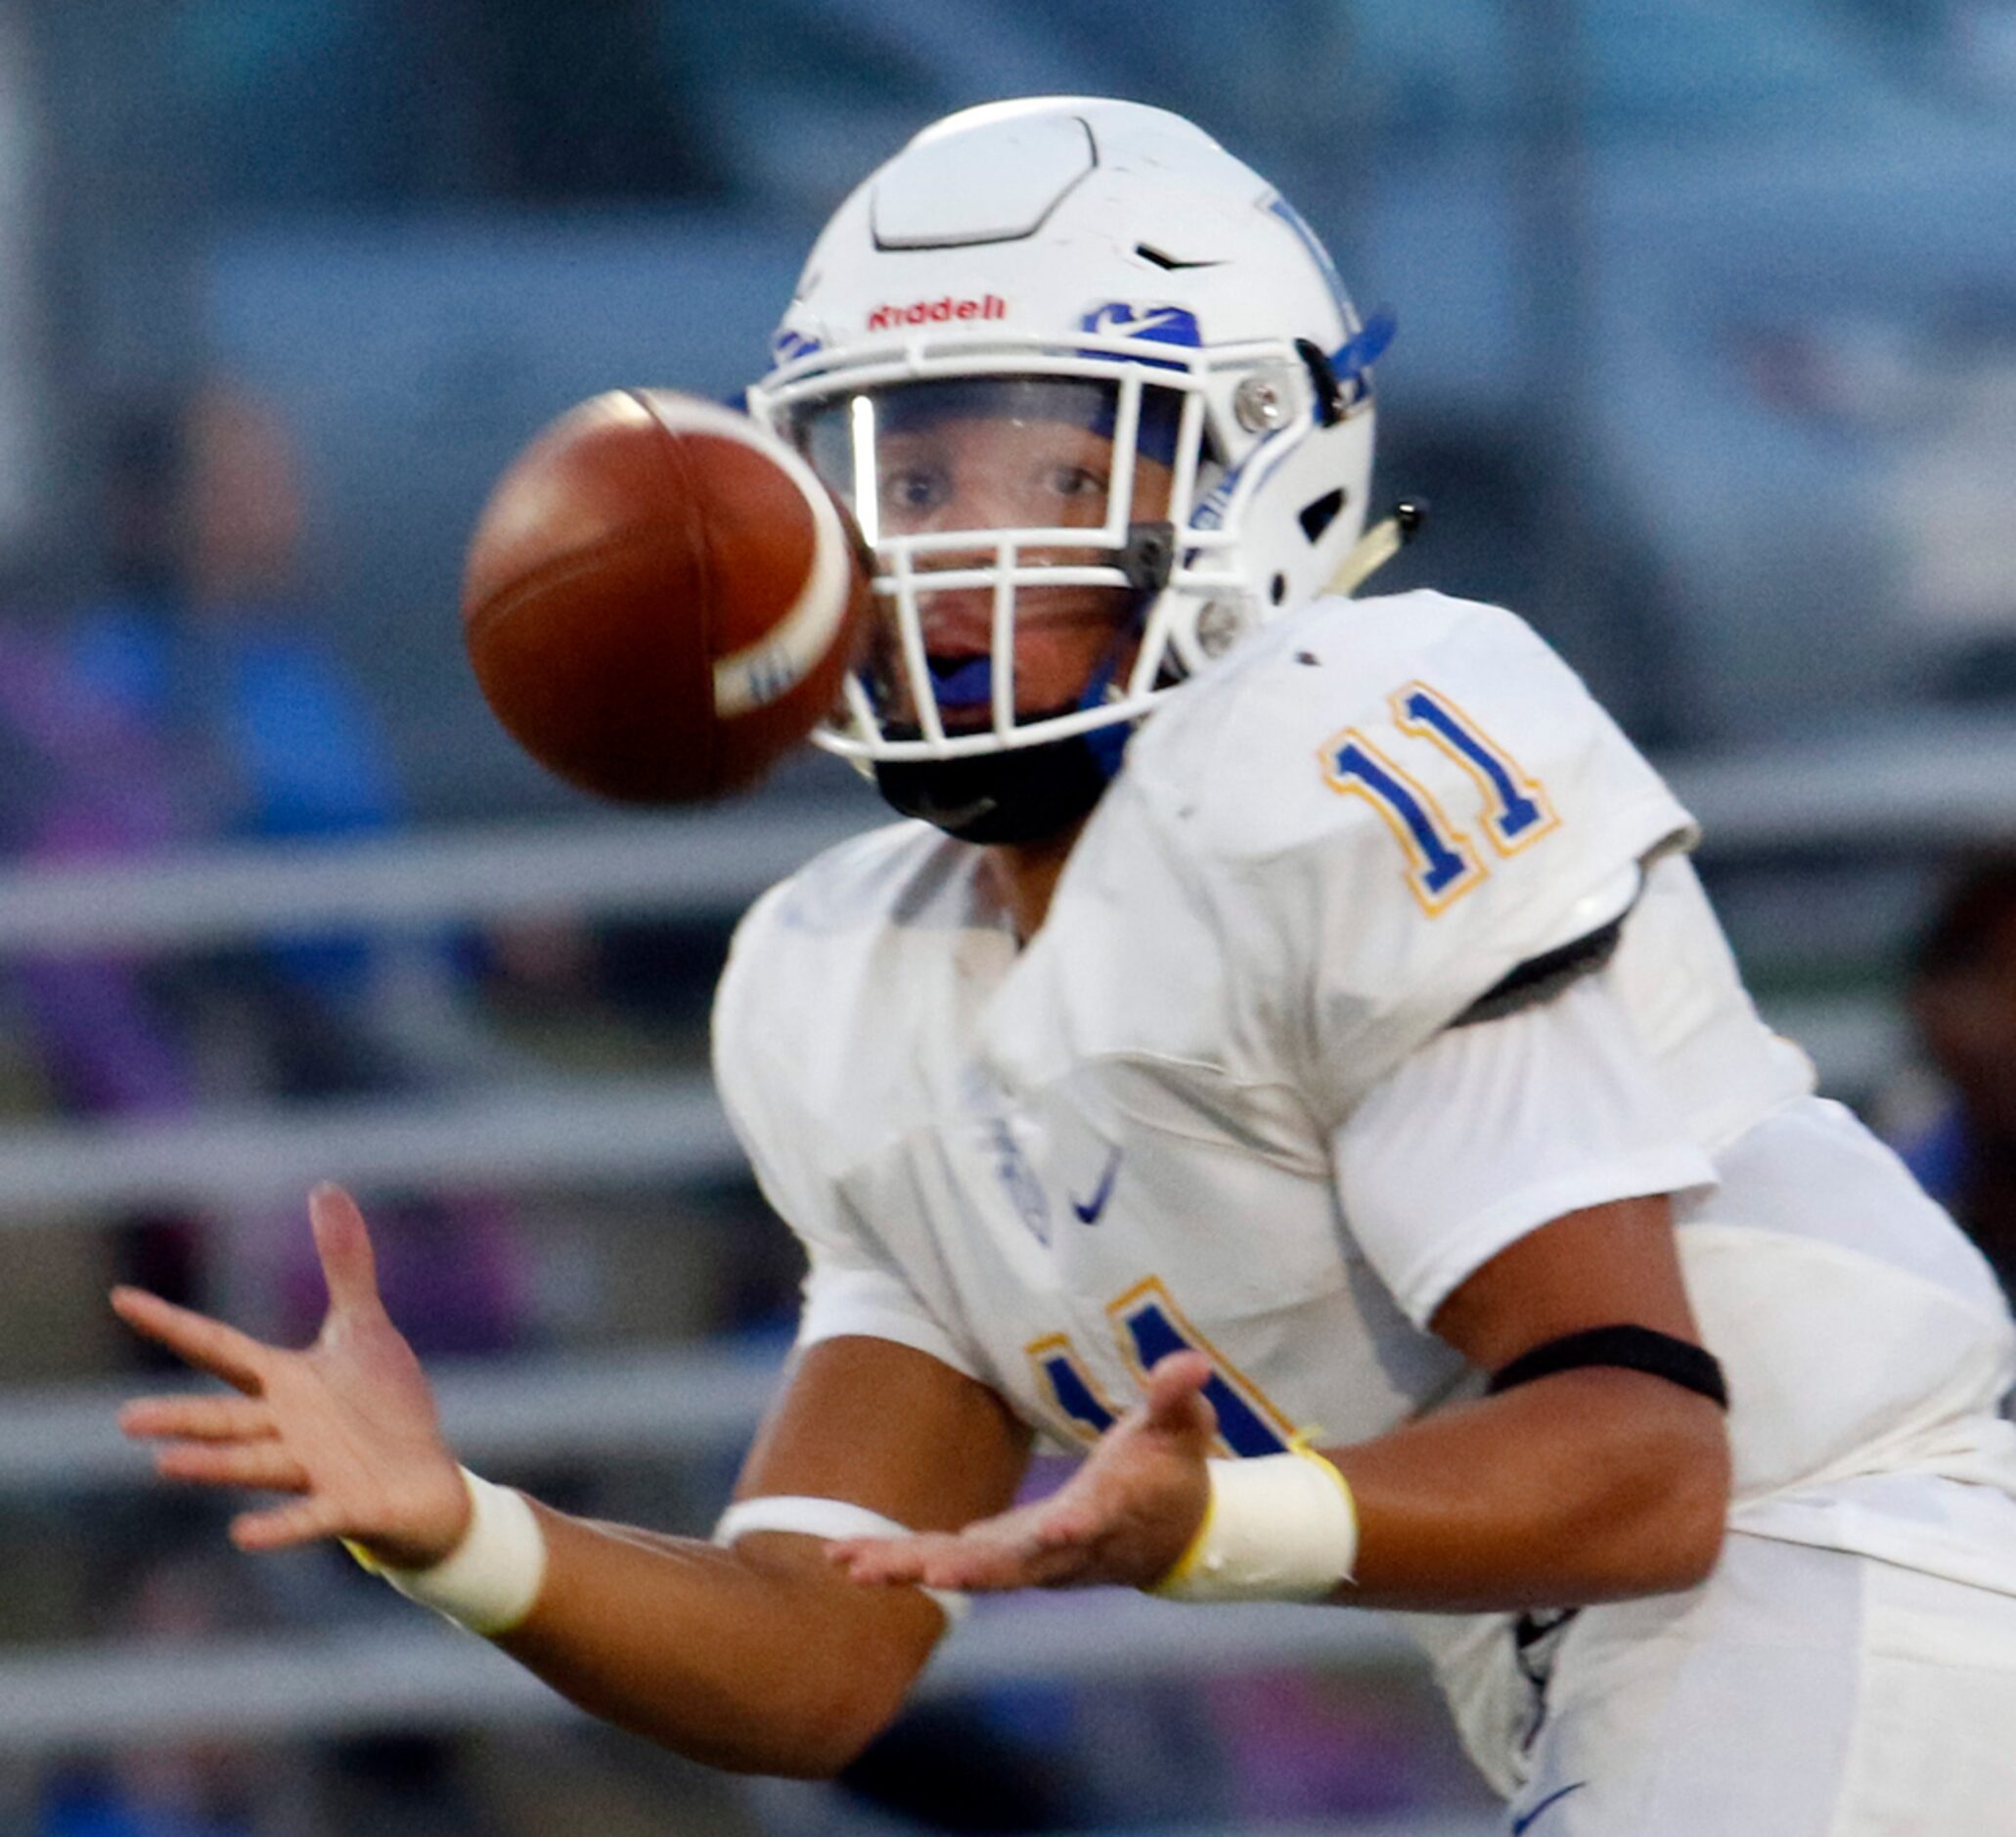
[1,718,2010,1761]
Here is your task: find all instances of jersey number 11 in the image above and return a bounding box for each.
[1322,681,1558,915]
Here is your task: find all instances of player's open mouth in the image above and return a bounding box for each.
[866,650,1090,736]
[927,652,995,715]
[922,649,996,730]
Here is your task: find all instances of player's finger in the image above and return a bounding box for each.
[230,1495,343,1553]
[830,1534,933,1586]
[309,1184,383,1318]
[119,1394,276,1443]
[834,1533,1024,1590]
[1142,1350,1215,1430]
[837,1530,1054,1593]
[1029,1500,1103,1549]
[110,1288,269,1395]
[918,1537,1074,1591]
[155,1440,310,1492]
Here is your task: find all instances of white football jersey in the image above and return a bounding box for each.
[712,588,2016,1782]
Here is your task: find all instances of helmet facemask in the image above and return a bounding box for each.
[775,364,1203,760]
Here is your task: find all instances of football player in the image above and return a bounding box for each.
[117,99,2016,1830]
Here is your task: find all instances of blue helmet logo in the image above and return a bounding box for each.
[1079,302,1202,347]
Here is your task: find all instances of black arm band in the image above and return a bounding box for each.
[1486,1324,1728,1410]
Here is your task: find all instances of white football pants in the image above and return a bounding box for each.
[1506,1528,2016,1835]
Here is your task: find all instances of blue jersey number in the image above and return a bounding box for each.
[1394,683,1556,853]
[1322,732,1483,912]
[1030,1337,1119,1439]
[1028,1280,1294,1457]
[1321,680,1556,910]
[1116,1295,1293,1457]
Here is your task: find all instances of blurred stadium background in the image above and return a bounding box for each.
[0,2,2012,1832]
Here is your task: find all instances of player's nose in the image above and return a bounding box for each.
[915,585,995,650]
[925,471,1040,535]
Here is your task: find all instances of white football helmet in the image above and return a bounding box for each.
[746,97,1390,840]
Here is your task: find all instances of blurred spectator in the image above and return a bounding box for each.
[0,379,529,1349]
[1901,851,2016,1295]
[0,381,535,1832]
[3,384,395,1111]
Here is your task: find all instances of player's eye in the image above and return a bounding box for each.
[1046,464,1107,501]
[1038,465,1111,532]
[881,466,948,515]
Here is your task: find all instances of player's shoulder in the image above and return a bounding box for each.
[736,814,959,932]
[724,813,963,970]
[715,814,976,1036]
[714,813,1008,1162]
[1122,587,1668,868]
[1105,588,1694,1110]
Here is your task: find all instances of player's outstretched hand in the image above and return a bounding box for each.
[831,1351,1217,1593]
[113,1184,470,1570]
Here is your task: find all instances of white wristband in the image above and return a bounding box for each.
[714,1494,969,1625]
[352,1468,548,1636]
[1151,1448,1358,1603]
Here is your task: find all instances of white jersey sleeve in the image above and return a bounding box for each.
[1113,588,1699,1129]
[1333,971,1719,1327]
[712,874,984,1378]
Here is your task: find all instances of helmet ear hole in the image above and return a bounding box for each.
[1298,488,1346,544]
[1270,573,1287,605]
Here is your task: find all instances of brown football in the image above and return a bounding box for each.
[462,387,872,803]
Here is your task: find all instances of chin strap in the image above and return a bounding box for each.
[874,635,1142,842]
[1324,499,1425,598]
[874,563,1160,844]
[874,724,1120,843]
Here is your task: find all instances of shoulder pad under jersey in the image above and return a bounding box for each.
[712,817,976,1189]
[1113,589,1695,1121]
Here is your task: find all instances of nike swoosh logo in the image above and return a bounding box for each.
[1097,306,1183,336]
[1511,1781,1588,1834]
[1070,1146,1122,1224]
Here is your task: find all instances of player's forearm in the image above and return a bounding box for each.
[491,1507,943,1776]
[1325,1368,1730,1612]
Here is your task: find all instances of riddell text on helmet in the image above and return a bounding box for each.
[866,293,1008,332]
